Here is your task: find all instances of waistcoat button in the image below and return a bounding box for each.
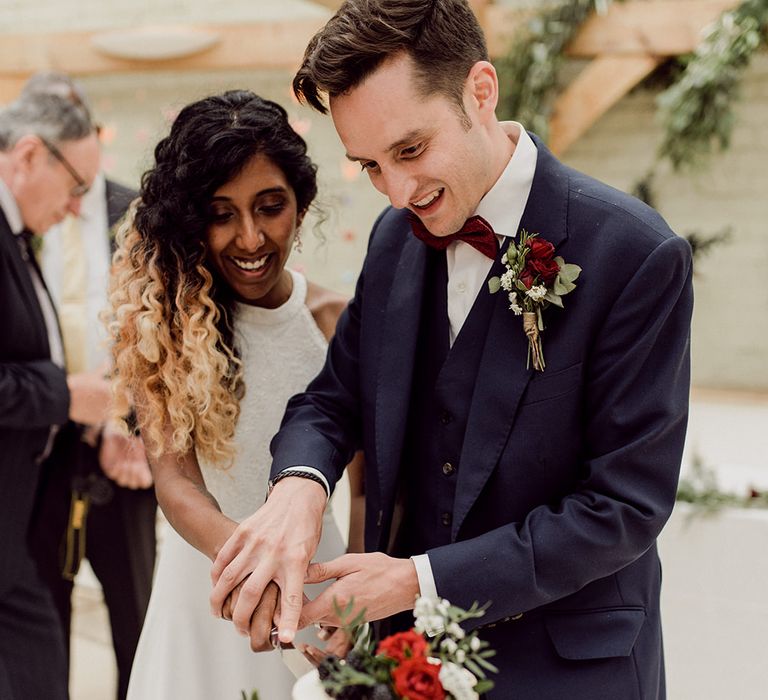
[442,462,455,476]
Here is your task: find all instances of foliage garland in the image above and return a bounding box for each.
[495,0,613,140]
[657,0,768,171]
[495,0,768,173]
[677,456,768,516]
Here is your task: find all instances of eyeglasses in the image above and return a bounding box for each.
[39,137,90,198]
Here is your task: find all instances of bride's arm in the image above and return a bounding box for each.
[143,422,237,562]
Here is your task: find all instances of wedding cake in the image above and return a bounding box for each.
[292,670,331,700]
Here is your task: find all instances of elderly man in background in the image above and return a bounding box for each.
[0,90,103,700]
[21,73,157,700]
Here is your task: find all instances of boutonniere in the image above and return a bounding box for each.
[488,229,581,372]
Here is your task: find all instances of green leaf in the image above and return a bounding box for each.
[488,276,501,294]
[465,658,483,678]
[475,679,495,694]
[553,277,571,296]
[475,656,499,673]
[559,263,582,282]
[544,290,563,307]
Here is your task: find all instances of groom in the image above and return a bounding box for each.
[211,1,693,697]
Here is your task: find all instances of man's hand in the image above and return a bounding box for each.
[99,424,153,489]
[210,476,326,644]
[67,371,112,425]
[299,553,420,628]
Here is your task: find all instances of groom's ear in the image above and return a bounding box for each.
[465,60,499,123]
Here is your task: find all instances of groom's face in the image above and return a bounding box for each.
[330,53,494,237]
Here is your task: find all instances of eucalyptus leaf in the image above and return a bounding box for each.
[544,290,563,307]
[559,263,582,283]
[488,276,501,294]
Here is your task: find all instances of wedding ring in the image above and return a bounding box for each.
[269,625,280,650]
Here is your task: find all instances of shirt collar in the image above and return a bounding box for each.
[0,176,24,235]
[474,121,537,239]
[78,170,105,223]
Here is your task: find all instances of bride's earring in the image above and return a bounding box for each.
[293,231,303,254]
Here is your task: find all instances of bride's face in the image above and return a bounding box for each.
[205,153,302,308]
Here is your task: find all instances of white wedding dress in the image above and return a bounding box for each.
[127,271,346,700]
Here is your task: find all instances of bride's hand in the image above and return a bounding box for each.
[222,578,280,653]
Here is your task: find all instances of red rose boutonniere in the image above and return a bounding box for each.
[488,229,581,371]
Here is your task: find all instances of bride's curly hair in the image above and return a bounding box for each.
[107,90,318,465]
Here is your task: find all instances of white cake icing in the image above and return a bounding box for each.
[292,670,332,700]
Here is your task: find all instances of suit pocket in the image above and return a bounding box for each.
[544,607,646,660]
[519,361,582,407]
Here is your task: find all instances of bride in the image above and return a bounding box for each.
[107,90,362,699]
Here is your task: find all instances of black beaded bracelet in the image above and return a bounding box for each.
[267,469,329,498]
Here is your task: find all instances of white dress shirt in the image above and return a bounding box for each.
[412,122,538,602]
[41,172,112,372]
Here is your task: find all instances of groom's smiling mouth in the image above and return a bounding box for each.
[411,188,444,211]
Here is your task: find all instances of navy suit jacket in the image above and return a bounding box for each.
[271,137,692,698]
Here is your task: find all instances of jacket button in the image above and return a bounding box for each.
[441,462,455,476]
[440,411,452,425]
[441,512,452,526]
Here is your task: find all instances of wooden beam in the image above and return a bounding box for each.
[0,1,743,78]
[548,54,664,156]
[0,77,25,105]
[0,19,328,77]
[486,0,740,58]
[305,0,342,10]
[567,0,741,56]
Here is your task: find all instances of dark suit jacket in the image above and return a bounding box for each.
[271,137,693,698]
[105,179,136,232]
[0,209,69,593]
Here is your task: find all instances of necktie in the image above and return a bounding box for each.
[409,213,499,259]
[17,228,34,260]
[59,215,89,374]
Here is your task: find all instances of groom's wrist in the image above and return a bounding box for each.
[268,467,330,501]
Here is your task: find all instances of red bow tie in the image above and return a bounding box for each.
[409,214,499,259]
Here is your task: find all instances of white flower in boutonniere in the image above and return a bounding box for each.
[508,292,523,315]
[489,229,581,371]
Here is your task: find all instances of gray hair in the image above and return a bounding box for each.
[0,91,94,151]
[20,72,93,116]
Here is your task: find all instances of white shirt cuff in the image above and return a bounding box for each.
[278,466,331,502]
[411,554,438,598]
[411,554,444,636]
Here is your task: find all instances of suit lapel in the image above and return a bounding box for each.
[375,231,429,508]
[452,135,570,538]
[1,220,50,353]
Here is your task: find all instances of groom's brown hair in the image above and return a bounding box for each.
[292,0,488,114]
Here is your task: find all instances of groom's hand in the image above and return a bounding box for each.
[210,477,326,643]
[298,553,420,627]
